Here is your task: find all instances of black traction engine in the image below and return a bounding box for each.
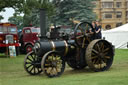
[24,21,114,77]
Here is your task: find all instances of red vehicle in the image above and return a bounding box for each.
[19,27,40,53]
[0,23,20,54]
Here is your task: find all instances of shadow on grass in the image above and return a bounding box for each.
[22,67,95,79]
[64,67,94,75]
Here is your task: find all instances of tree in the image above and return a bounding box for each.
[21,0,55,27]
[54,0,96,25]
[8,15,24,30]
[0,0,55,27]
[0,0,24,11]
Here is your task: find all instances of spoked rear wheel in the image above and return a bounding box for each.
[86,39,114,72]
[24,51,42,75]
[41,51,65,77]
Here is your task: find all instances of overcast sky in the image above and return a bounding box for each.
[0,8,15,22]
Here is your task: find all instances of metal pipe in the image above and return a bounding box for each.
[40,9,47,39]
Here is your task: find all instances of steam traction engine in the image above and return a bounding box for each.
[24,21,114,77]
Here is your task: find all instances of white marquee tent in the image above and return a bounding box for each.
[102,24,128,49]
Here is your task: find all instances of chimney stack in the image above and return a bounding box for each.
[40,9,47,39]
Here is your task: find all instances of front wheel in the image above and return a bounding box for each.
[24,51,42,75]
[41,51,65,78]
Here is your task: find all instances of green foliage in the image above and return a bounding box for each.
[0,0,55,27]
[0,0,96,29]
[54,0,96,25]
[8,16,23,30]
[0,0,24,11]
[22,0,55,27]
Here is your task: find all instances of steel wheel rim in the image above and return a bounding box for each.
[86,39,114,71]
[41,51,65,77]
[24,51,42,75]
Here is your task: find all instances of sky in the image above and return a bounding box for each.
[0,8,15,22]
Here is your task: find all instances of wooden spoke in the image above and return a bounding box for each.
[78,26,84,34]
[91,56,98,59]
[85,24,88,31]
[92,59,96,64]
[104,52,109,56]
[27,57,33,62]
[103,48,109,53]
[100,42,105,51]
[95,58,100,64]
[76,35,84,39]
[45,63,51,66]
[26,62,32,64]
[26,64,33,69]
[30,66,34,72]
[92,49,99,54]
[96,43,101,52]
[82,37,86,48]
[104,56,111,59]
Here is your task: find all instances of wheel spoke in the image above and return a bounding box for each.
[30,66,34,72]
[104,52,109,56]
[103,48,109,53]
[91,56,98,59]
[26,62,32,64]
[104,56,111,59]
[76,35,84,39]
[96,43,101,52]
[45,63,51,66]
[96,58,100,64]
[31,55,35,60]
[27,57,33,62]
[26,64,33,69]
[78,26,84,34]
[92,59,96,64]
[34,67,36,74]
[82,37,86,48]
[92,49,99,54]
[100,42,105,51]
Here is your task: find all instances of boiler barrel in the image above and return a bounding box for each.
[37,40,69,57]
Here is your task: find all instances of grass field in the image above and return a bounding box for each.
[0,49,128,85]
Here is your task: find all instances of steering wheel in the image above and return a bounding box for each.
[74,22,93,48]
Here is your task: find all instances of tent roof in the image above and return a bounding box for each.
[102,23,128,33]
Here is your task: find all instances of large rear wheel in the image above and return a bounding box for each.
[86,39,114,72]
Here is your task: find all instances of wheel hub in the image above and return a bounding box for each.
[51,61,57,67]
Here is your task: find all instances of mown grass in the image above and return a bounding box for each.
[0,49,128,85]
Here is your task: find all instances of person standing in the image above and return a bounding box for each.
[95,21,102,39]
[89,21,96,39]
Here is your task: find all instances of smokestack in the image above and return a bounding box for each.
[40,9,46,38]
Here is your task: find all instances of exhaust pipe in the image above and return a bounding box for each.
[40,9,47,39]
